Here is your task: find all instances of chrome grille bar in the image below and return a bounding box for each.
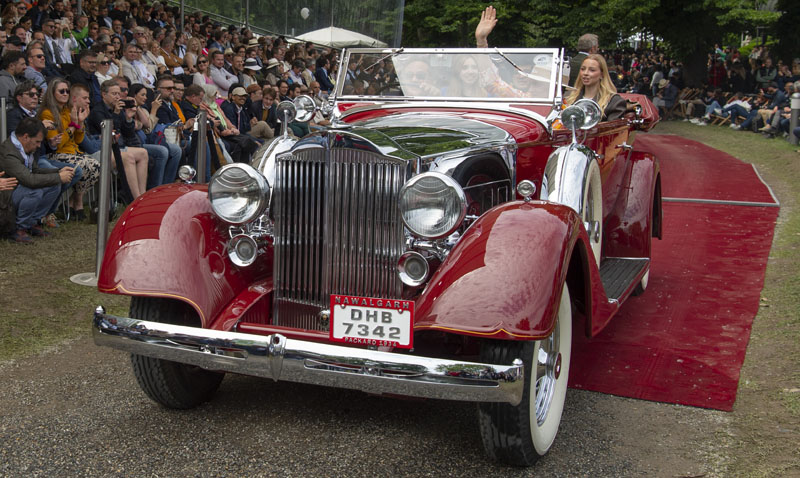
[273,145,405,330]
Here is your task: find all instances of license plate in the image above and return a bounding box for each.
[329,294,414,349]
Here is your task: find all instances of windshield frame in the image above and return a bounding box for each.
[334,47,564,104]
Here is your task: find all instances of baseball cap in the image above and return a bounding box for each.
[231,87,247,96]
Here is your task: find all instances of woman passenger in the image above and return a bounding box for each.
[564,54,627,121]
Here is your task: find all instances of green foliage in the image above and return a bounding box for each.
[402,0,782,64]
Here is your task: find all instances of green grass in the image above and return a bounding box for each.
[0,217,130,362]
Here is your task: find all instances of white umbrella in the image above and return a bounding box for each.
[295,26,387,48]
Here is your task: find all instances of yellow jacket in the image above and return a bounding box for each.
[40,106,85,155]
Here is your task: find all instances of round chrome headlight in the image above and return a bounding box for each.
[398,172,466,240]
[208,163,270,225]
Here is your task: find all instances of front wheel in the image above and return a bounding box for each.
[477,284,572,466]
[129,297,225,409]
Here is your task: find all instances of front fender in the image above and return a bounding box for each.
[414,201,582,340]
[97,184,271,327]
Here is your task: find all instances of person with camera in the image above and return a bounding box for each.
[86,79,149,200]
[128,82,180,188]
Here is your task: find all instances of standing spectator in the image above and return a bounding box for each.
[0,50,26,101]
[0,118,73,243]
[569,33,598,86]
[755,58,777,90]
[708,58,726,89]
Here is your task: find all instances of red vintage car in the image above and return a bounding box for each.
[93,48,660,466]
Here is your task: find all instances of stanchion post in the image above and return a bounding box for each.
[95,119,113,276]
[790,92,800,146]
[1,97,7,143]
[197,110,208,183]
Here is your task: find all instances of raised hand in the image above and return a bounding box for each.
[475,6,497,48]
[77,106,89,123]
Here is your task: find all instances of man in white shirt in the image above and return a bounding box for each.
[209,50,237,98]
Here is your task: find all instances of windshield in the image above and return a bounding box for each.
[335,48,563,102]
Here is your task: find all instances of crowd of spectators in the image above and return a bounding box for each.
[0,0,343,243]
[590,43,800,141]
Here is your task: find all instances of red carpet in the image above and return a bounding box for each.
[568,134,779,411]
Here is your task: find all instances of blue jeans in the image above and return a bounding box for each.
[142,143,182,188]
[81,134,102,154]
[12,183,61,229]
[37,158,83,214]
[740,110,761,130]
[723,104,750,122]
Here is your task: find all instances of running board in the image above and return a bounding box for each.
[599,258,650,301]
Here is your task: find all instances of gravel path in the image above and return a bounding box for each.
[0,336,724,478]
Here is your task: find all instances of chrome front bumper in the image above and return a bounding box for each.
[93,307,525,405]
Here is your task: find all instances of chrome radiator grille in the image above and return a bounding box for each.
[273,147,406,330]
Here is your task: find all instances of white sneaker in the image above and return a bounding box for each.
[730,124,741,130]
[696,122,707,126]
[689,118,700,124]
[702,114,711,120]
[713,108,722,116]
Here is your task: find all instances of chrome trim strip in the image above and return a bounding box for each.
[93,308,525,405]
[662,197,780,208]
[335,102,549,126]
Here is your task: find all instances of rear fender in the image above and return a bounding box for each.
[414,201,584,340]
[97,184,272,327]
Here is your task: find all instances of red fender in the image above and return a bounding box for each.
[97,184,271,327]
[604,151,661,258]
[413,201,584,341]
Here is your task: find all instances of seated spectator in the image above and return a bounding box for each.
[200,83,258,163]
[0,50,26,101]
[192,54,214,88]
[38,79,100,221]
[209,49,237,99]
[128,83,177,188]
[152,76,192,180]
[249,85,278,136]
[23,45,48,92]
[221,85,273,141]
[0,118,74,243]
[95,52,114,83]
[263,58,282,86]
[180,83,214,177]
[66,49,102,105]
[240,58,260,87]
[6,81,40,136]
[86,79,150,199]
[120,42,155,88]
[652,78,679,119]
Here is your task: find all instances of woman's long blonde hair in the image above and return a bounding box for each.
[566,53,617,111]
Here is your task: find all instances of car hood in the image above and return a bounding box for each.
[338,113,515,160]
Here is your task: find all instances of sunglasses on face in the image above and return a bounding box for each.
[120,88,128,92]
[24,91,39,98]
[32,54,45,59]
[57,89,69,94]
[197,60,207,64]
[100,61,110,65]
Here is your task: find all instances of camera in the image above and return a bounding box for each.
[123,99,136,108]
